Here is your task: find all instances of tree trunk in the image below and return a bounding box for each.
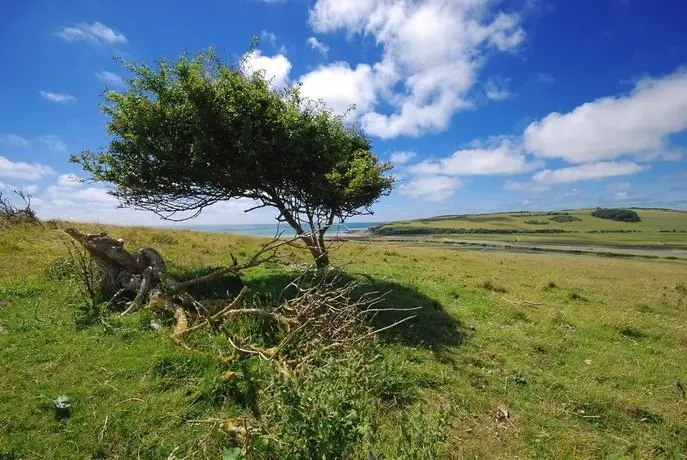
[302,234,329,268]
[270,198,330,268]
[65,227,167,301]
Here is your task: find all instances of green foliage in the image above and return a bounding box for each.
[524,220,550,225]
[3,222,687,458]
[592,208,641,222]
[252,349,375,459]
[550,214,582,223]
[481,280,508,293]
[71,48,392,259]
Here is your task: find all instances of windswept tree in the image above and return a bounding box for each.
[73,49,392,267]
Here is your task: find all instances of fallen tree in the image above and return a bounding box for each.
[63,227,428,457]
[64,227,415,357]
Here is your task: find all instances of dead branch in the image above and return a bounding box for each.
[121,268,153,315]
[171,287,248,340]
[227,334,272,361]
[501,296,543,307]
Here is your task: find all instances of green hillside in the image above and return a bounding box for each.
[1,222,687,458]
[370,208,687,248]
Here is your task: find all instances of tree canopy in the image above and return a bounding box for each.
[72,49,393,266]
[591,208,641,222]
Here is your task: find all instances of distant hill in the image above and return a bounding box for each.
[368,208,687,248]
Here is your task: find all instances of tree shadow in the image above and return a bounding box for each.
[173,267,465,350]
[175,267,245,300]
[249,271,466,350]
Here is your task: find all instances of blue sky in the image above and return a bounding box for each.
[1,0,687,225]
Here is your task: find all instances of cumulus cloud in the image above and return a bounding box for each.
[532,161,648,185]
[32,175,280,225]
[307,37,329,56]
[408,138,541,176]
[390,151,416,165]
[55,22,127,45]
[299,62,377,115]
[0,156,56,180]
[524,70,687,163]
[243,50,292,89]
[39,91,76,103]
[96,71,124,87]
[0,134,29,148]
[400,175,461,202]
[307,0,525,138]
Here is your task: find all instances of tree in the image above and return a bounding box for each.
[591,208,640,222]
[72,49,392,267]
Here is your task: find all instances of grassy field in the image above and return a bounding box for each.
[2,221,687,458]
[372,208,687,248]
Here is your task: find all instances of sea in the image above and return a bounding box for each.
[178,222,380,237]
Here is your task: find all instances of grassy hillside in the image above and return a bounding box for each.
[371,208,687,247]
[1,222,687,458]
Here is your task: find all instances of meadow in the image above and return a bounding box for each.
[1,220,686,458]
[371,208,687,248]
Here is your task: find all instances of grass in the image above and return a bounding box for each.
[2,221,687,458]
[373,208,687,248]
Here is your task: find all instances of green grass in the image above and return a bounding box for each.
[2,221,687,458]
[373,208,687,248]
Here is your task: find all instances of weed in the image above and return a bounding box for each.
[150,233,179,245]
[481,280,507,293]
[619,326,647,339]
[569,291,586,301]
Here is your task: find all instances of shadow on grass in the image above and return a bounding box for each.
[175,267,465,350]
[174,265,465,350]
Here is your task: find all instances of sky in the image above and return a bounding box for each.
[1,0,687,226]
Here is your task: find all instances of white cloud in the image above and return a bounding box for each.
[299,62,377,115]
[308,0,525,138]
[608,182,631,191]
[532,161,648,185]
[390,151,416,165]
[96,71,124,87]
[243,50,292,89]
[25,185,39,194]
[614,192,628,200]
[307,37,330,56]
[0,156,56,180]
[484,78,510,101]
[260,30,277,47]
[524,69,687,163]
[32,175,280,225]
[408,138,541,176]
[0,134,29,148]
[39,91,76,103]
[56,174,82,187]
[40,135,67,153]
[400,175,461,202]
[55,22,127,45]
